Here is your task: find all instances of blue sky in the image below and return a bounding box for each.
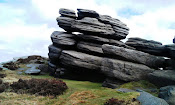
[0,0,175,62]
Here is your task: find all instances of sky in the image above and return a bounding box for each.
[0,0,175,62]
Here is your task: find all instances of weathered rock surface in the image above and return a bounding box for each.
[59,50,102,71]
[159,86,175,105]
[126,37,167,56]
[165,44,175,59]
[102,44,165,69]
[136,90,169,105]
[102,78,124,89]
[51,31,76,48]
[48,45,62,63]
[98,15,129,30]
[101,58,154,81]
[59,8,76,18]
[72,17,115,36]
[56,16,75,32]
[77,41,103,55]
[148,70,175,87]
[77,8,99,19]
[76,34,134,49]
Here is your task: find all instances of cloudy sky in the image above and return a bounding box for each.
[0,0,175,62]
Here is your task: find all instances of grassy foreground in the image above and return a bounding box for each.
[0,70,142,105]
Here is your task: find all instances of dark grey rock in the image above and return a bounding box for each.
[125,37,168,56]
[136,90,169,105]
[72,17,115,37]
[102,78,124,89]
[173,37,175,43]
[108,39,135,50]
[48,45,62,63]
[77,41,103,55]
[76,34,134,49]
[48,45,62,54]
[77,8,99,19]
[164,59,175,70]
[102,44,165,69]
[0,67,2,71]
[98,15,129,30]
[59,50,102,71]
[59,8,76,18]
[38,64,48,73]
[75,34,109,44]
[165,44,175,59]
[159,85,175,105]
[48,61,57,76]
[148,70,175,87]
[101,58,154,81]
[51,31,76,48]
[56,16,76,32]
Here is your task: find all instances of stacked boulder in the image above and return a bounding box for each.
[48,8,174,87]
[125,37,175,87]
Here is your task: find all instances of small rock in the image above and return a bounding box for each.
[136,90,169,105]
[159,85,175,105]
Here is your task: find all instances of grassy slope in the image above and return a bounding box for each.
[0,70,141,105]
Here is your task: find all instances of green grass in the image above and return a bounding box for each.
[0,70,140,105]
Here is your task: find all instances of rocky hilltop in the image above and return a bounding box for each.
[48,8,175,90]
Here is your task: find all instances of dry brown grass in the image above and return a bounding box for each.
[69,91,98,105]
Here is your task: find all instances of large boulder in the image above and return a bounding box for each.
[72,17,115,36]
[125,37,167,56]
[56,16,76,32]
[148,70,175,87]
[59,8,76,18]
[59,50,102,71]
[77,8,99,19]
[77,41,103,56]
[101,58,154,81]
[51,31,76,48]
[136,90,169,105]
[102,44,165,69]
[159,86,175,105]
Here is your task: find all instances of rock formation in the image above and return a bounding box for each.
[48,8,175,88]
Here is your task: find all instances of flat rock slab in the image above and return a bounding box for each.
[72,17,115,36]
[117,88,136,93]
[136,90,169,105]
[148,70,175,87]
[77,41,103,55]
[159,85,175,105]
[77,8,99,19]
[25,64,41,75]
[59,8,76,18]
[51,31,76,48]
[101,58,154,81]
[125,37,167,56]
[56,16,76,32]
[102,44,165,69]
[59,50,102,71]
